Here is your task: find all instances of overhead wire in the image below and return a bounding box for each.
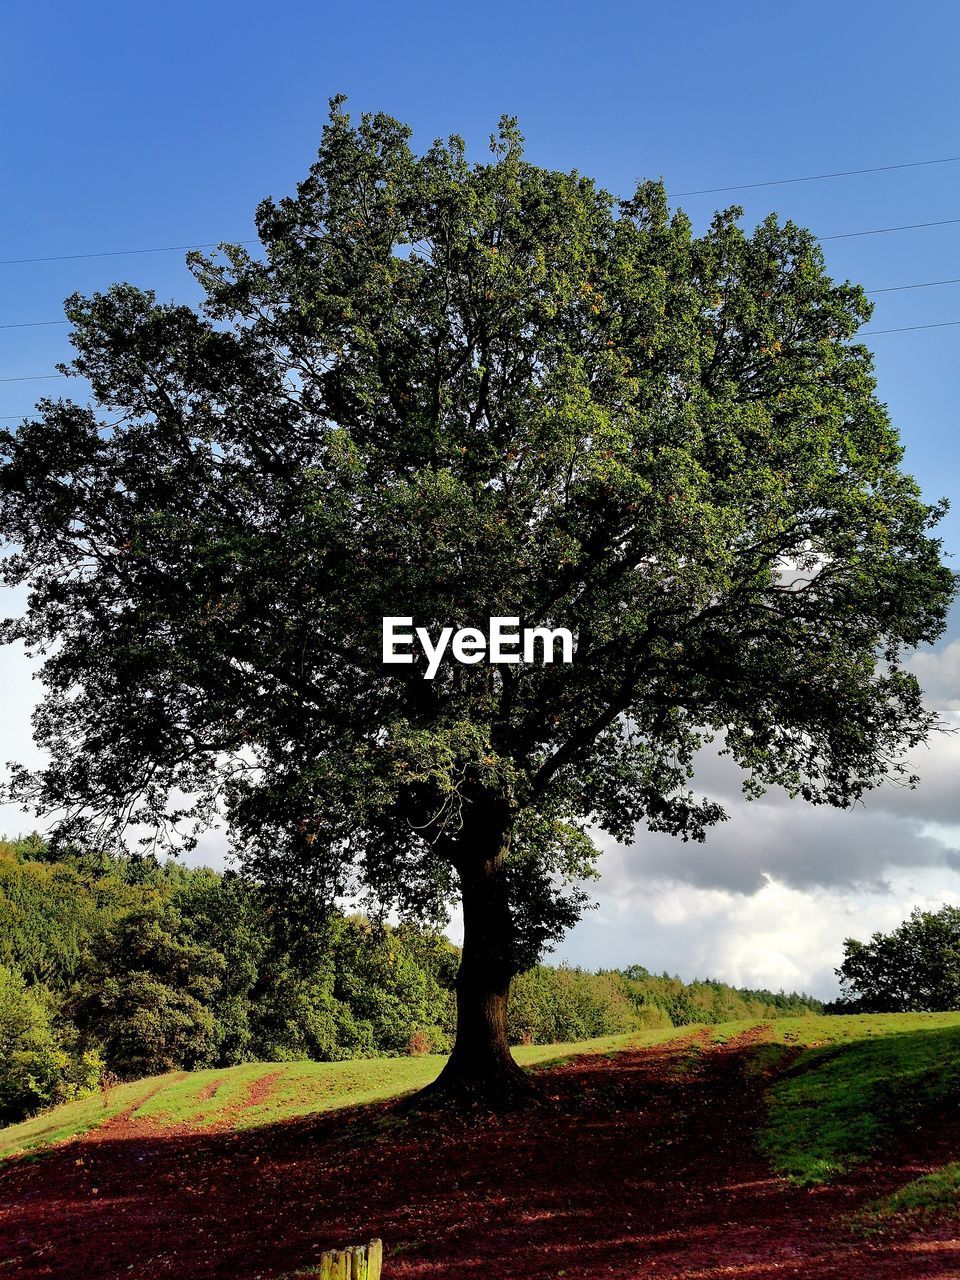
[669,154,960,198]
[821,216,960,240]
[0,214,958,277]
[859,319,960,335]
[3,274,960,334]
[0,241,255,267]
[4,151,960,400]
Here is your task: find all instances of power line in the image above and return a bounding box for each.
[3,275,960,333]
[671,154,960,198]
[0,319,68,330]
[821,217,960,241]
[4,223,960,380]
[859,319,960,335]
[4,315,959,418]
[0,211,956,287]
[0,194,954,279]
[0,241,255,267]
[865,277,960,294]
[2,313,957,404]
[0,412,116,421]
[4,305,960,389]
[0,146,953,271]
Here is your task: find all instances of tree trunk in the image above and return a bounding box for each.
[418,819,537,1109]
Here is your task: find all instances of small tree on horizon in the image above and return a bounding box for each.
[0,101,954,1104]
[832,905,960,1013]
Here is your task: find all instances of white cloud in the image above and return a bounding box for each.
[556,865,960,998]
[906,639,960,714]
[0,608,45,840]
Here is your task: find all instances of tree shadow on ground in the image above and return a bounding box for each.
[1,1032,959,1280]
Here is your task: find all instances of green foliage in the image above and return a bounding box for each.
[0,841,130,986]
[503,963,819,1045]
[330,917,455,1056]
[754,1014,960,1184]
[67,903,225,1078]
[618,964,821,1024]
[0,966,101,1122]
[832,904,960,1012]
[508,966,665,1043]
[0,838,460,1116]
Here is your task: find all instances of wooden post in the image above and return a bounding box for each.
[313,1238,382,1280]
[367,1239,383,1280]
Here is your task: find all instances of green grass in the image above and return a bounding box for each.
[753,1012,960,1185]
[13,1009,960,1200]
[0,1074,182,1161]
[0,1025,689,1160]
[855,1162,960,1231]
[709,1010,960,1048]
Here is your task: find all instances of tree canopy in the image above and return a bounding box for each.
[0,101,953,1099]
[833,905,960,1013]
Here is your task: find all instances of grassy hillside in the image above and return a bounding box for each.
[728,1012,960,1186]
[0,837,820,1131]
[0,1025,693,1160]
[5,1014,960,1277]
[7,1008,960,1237]
[857,1163,960,1232]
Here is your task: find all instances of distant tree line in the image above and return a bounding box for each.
[0,837,821,1124]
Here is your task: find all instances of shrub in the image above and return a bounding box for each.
[407,1025,450,1055]
[68,906,224,1078]
[507,966,654,1044]
[0,966,100,1121]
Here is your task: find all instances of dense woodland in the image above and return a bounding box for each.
[0,837,821,1124]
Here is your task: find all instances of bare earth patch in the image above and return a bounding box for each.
[1,1032,958,1279]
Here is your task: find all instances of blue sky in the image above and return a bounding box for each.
[3,1,960,994]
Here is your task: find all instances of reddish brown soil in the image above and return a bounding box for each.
[242,1069,282,1113]
[205,1069,284,1134]
[2,1029,959,1279]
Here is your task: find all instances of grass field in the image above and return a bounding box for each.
[857,1162,960,1231]
[6,1008,960,1229]
[5,1013,960,1276]
[731,1012,960,1186]
[0,1024,694,1160]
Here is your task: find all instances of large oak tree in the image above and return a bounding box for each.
[1,102,954,1103]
